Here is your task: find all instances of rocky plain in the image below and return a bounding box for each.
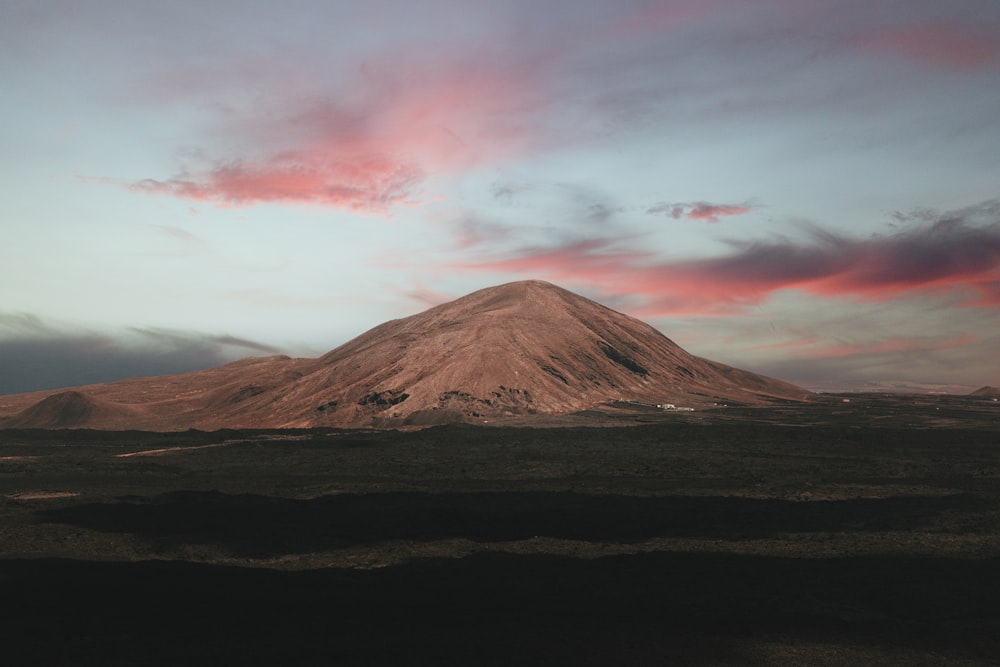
[2,394,999,665]
[1,282,999,665]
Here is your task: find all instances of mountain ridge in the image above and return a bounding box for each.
[0,280,810,430]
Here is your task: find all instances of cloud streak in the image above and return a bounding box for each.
[753,331,997,393]
[451,200,1000,315]
[758,333,981,361]
[864,21,1000,71]
[0,316,281,395]
[648,201,753,223]
[129,47,552,213]
[132,157,425,212]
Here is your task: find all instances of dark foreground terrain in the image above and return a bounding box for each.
[2,395,999,665]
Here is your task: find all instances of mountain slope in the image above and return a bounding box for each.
[272,280,807,427]
[0,281,809,430]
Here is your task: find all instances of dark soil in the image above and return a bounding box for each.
[2,396,999,665]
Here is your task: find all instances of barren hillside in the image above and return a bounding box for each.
[1,281,809,429]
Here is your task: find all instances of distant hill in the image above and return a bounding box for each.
[0,280,810,430]
[970,386,1000,397]
[1,390,147,429]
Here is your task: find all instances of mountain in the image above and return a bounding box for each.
[0,281,809,430]
[1,390,145,429]
[970,386,1000,398]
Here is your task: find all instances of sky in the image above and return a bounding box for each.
[2,0,1000,395]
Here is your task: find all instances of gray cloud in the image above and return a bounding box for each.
[751,333,999,393]
[0,315,282,395]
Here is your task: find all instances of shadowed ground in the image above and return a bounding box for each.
[2,404,999,665]
[4,551,999,666]
[34,490,989,555]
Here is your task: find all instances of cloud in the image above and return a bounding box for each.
[752,332,995,392]
[451,199,1000,315]
[863,21,1000,70]
[128,328,280,356]
[398,285,456,310]
[780,333,980,361]
[648,201,753,223]
[0,315,281,395]
[128,46,552,213]
[491,181,533,204]
[450,213,515,251]
[131,157,424,213]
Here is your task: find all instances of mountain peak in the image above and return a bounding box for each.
[431,280,587,316]
[278,280,807,427]
[0,281,809,430]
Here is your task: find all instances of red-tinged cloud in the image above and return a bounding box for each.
[131,156,424,212]
[864,21,1000,70]
[452,200,1000,315]
[804,334,980,360]
[689,202,752,222]
[398,285,457,310]
[748,332,980,367]
[750,330,992,391]
[648,201,753,223]
[455,239,650,283]
[130,51,549,213]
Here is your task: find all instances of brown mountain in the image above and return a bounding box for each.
[970,386,1000,397]
[1,390,146,429]
[0,280,809,430]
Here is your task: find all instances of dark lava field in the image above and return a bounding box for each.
[2,394,999,665]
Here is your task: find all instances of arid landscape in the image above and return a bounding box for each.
[2,395,999,665]
[2,283,999,665]
[7,0,1000,662]
[0,282,808,431]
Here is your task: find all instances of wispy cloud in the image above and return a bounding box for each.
[131,157,425,212]
[754,332,995,392]
[450,213,515,251]
[397,285,456,309]
[129,327,281,356]
[491,180,534,204]
[778,333,981,361]
[863,21,1000,70]
[451,199,1000,314]
[648,201,753,223]
[128,47,553,213]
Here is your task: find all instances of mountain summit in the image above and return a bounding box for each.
[1,281,808,429]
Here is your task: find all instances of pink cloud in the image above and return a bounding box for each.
[130,51,550,212]
[448,201,1000,315]
[748,331,987,389]
[688,202,753,222]
[807,334,981,360]
[131,156,423,212]
[454,239,650,286]
[648,201,753,223]
[396,284,457,310]
[747,332,980,364]
[864,22,1000,70]
[452,238,785,315]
